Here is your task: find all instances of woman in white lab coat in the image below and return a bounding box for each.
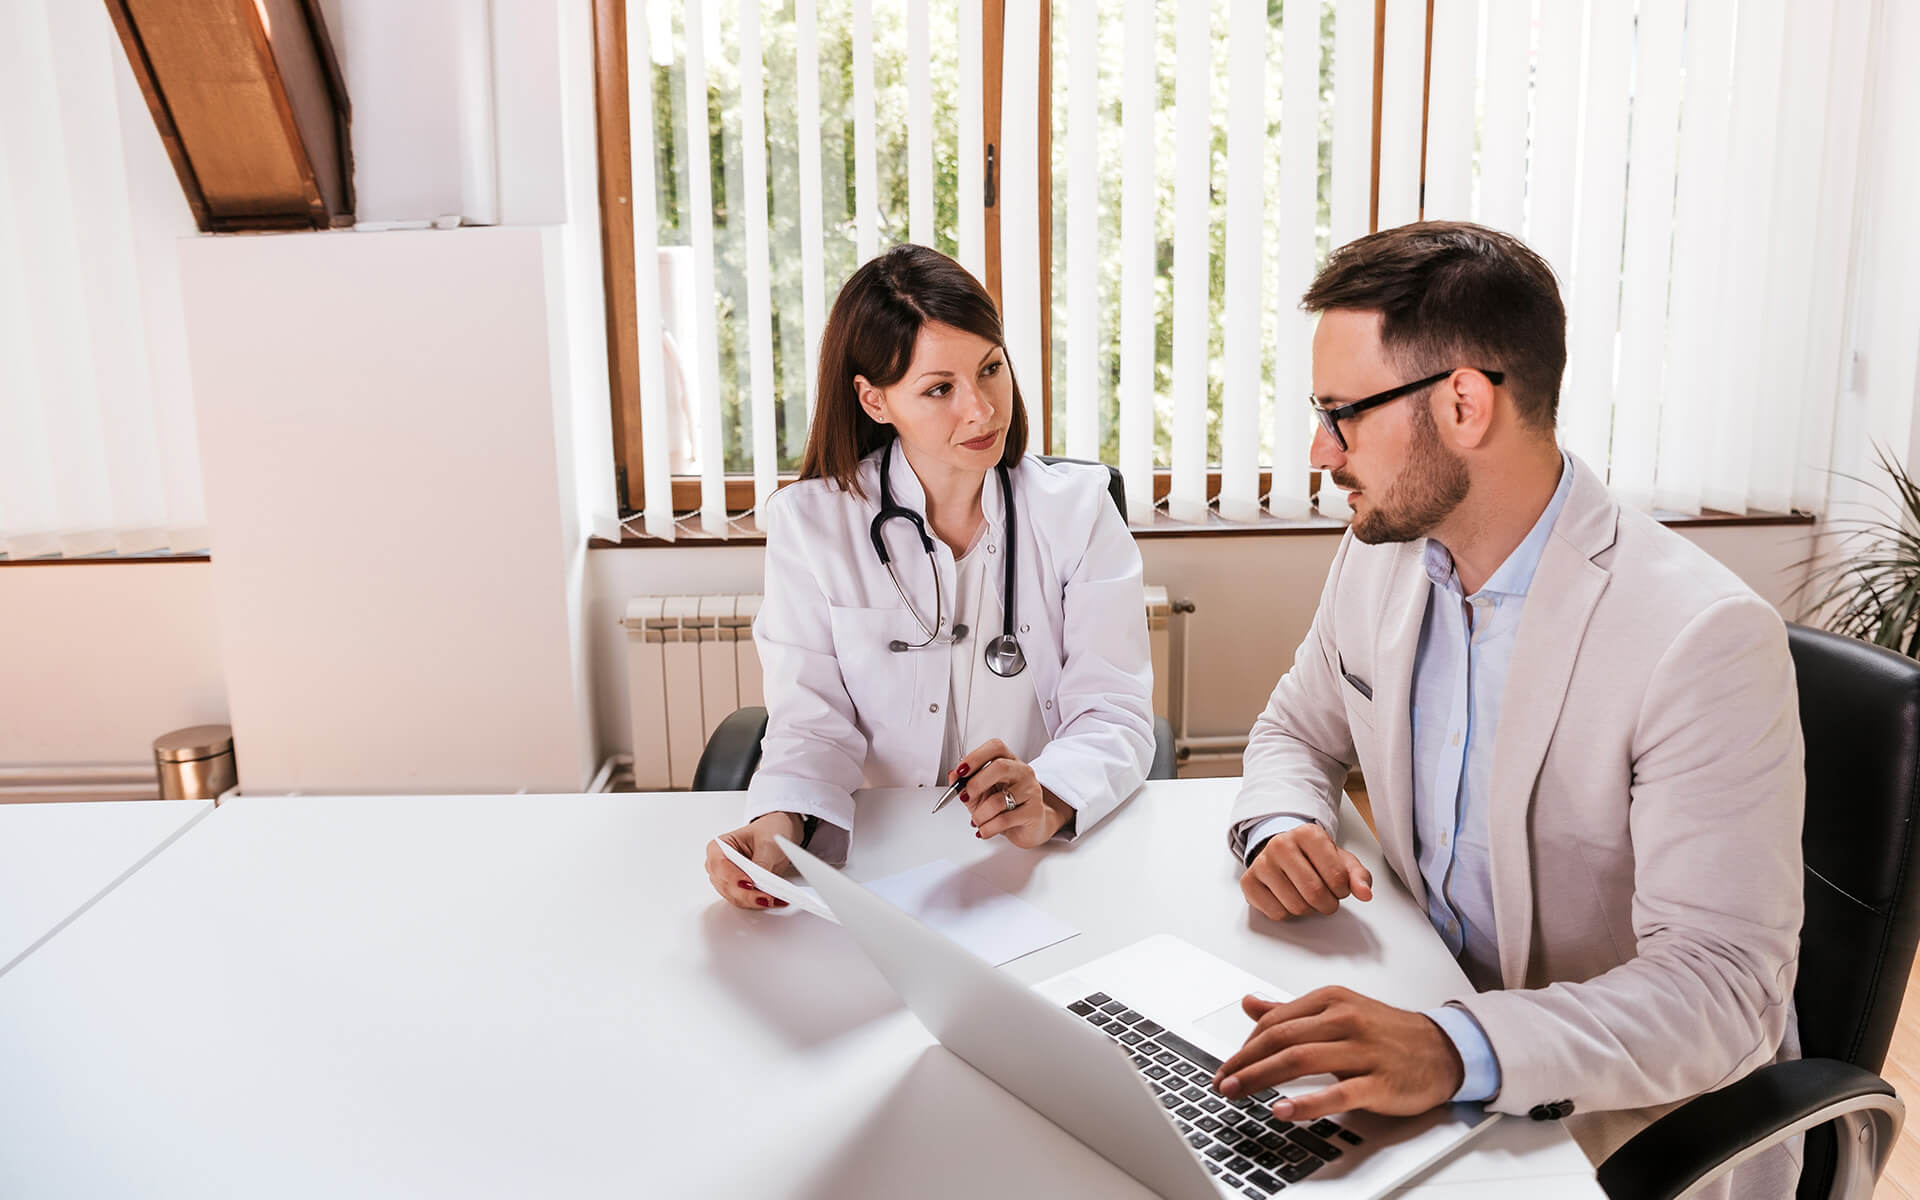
[704,244,1154,910]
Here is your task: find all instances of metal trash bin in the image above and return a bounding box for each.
[153,725,238,801]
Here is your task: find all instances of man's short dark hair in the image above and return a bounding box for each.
[1301,221,1567,431]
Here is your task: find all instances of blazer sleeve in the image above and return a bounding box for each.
[743,493,864,862]
[1227,532,1362,861]
[1453,594,1805,1116]
[1026,477,1155,838]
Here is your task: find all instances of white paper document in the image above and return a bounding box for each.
[712,842,1079,966]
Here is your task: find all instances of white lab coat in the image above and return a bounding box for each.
[744,440,1155,859]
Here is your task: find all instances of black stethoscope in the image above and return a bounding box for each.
[870,444,1026,677]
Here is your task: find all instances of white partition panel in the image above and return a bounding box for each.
[1525,0,1582,288]
[851,0,878,264]
[907,1,934,247]
[1000,0,1045,434]
[958,1,986,280]
[680,0,727,534]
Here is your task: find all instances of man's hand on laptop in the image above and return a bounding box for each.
[1241,823,1373,918]
[1210,988,1463,1121]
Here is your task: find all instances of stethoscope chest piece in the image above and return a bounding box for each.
[983,632,1026,678]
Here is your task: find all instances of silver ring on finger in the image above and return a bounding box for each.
[1004,795,1019,811]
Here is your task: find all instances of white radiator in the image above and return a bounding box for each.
[624,586,1170,790]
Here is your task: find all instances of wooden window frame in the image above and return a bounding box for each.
[591,0,1415,522]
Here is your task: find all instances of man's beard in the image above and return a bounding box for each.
[1337,401,1469,545]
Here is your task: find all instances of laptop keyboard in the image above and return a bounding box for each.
[1068,991,1364,1196]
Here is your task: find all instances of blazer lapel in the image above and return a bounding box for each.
[1487,457,1618,988]
[1368,541,1431,905]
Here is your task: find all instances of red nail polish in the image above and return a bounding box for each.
[958,791,968,804]
[756,897,770,907]
[737,880,753,889]
[957,763,970,778]
[975,830,982,838]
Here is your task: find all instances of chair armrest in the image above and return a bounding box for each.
[1596,1058,1904,1200]
[1150,715,1178,780]
[690,706,770,792]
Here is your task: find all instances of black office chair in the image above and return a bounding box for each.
[1597,623,1920,1200]
[691,456,1178,791]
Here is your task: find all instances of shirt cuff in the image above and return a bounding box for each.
[1424,1004,1502,1103]
[1238,814,1310,866]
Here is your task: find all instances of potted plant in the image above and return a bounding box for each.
[1794,444,1920,658]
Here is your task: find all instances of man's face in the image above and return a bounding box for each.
[1309,310,1469,545]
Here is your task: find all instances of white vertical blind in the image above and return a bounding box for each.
[851,0,878,265]
[1218,0,1269,521]
[1421,0,1478,222]
[1167,0,1212,523]
[0,0,203,559]
[1794,1,1875,513]
[796,0,826,423]
[739,0,777,526]
[957,2,986,281]
[1117,0,1157,525]
[1525,0,1582,287]
[1705,0,1788,513]
[1557,0,1633,471]
[1380,0,1872,519]
[1000,0,1045,420]
[1750,0,1839,515]
[1475,0,1530,236]
[678,0,726,534]
[1063,0,1100,461]
[1607,0,1683,511]
[1376,0,1425,228]
[906,1,934,247]
[1266,0,1324,520]
[627,1,675,538]
[1655,0,1734,515]
[1320,0,1374,523]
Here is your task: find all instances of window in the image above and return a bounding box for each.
[594,0,1870,541]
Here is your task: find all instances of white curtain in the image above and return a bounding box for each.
[0,0,205,560]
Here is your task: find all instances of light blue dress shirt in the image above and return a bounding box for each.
[1242,453,1573,1104]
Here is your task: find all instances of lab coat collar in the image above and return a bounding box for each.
[875,438,1006,534]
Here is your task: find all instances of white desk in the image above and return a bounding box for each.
[0,798,212,976]
[0,780,1598,1198]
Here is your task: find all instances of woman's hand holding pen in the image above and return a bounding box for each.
[948,738,1074,848]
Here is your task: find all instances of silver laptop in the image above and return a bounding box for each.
[780,836,1496,1199]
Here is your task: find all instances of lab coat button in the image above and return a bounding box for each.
[1044,700,1052,710]
[928,703,939,714]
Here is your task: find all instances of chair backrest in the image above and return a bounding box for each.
[1037,455,1126,522]
[1789,623,1920,1071]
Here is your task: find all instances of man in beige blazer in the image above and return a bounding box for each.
[1218,221,1804,1197]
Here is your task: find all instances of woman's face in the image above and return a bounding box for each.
[855,321,1012,477]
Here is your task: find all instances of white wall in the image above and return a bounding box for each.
[0,563,227,765]
[177,226,596,794]
[586,520,1819,763]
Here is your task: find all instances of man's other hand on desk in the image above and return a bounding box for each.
[1240,823,1373,918]
[1212,989,1464,1122]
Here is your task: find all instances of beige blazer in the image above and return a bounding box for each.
[1230,455,1805,1173]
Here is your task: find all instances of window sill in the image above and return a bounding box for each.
[587,506,1815,548]
[0,551,211,566]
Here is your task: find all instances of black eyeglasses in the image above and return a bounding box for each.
[1308,368,1504,452]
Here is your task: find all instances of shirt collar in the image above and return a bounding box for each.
[1424,451,1574,598]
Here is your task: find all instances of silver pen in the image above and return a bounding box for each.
[929,775,969,814]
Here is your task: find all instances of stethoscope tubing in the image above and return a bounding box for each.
[871,443,1025,677]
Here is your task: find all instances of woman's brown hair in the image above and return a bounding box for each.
[798,243,1028,497]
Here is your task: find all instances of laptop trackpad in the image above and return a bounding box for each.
[1193,998,1259,1049]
